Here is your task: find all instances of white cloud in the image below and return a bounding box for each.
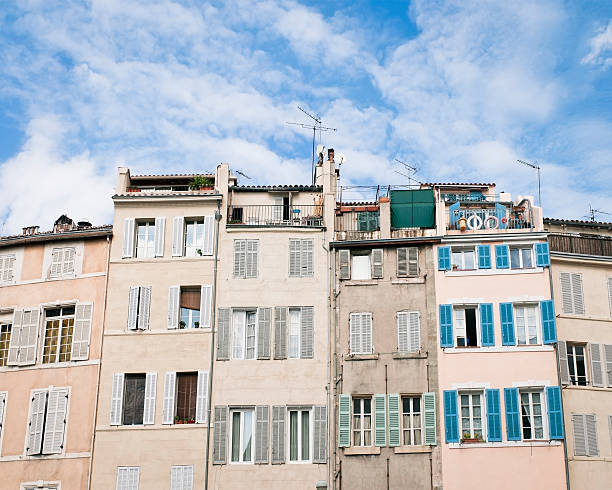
[582,19,612,67]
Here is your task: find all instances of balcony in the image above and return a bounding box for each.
[227,204,323,227]
[548,233,612,257]
[334,209,380,241]
[445,205,533,232]
[441,192,501,203]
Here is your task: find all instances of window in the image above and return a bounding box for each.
[123,374,146,425]
[22,484,59,490]
[357,211,379,231]
[454,306,478,347]
[0,323,11,366]
[397,247,418,277]
[560,272,584,315]
[514,304,539,345]
[175,373,198,423]
[180,288,201,329]
[233,240,258,278]
[42,306,75,364]
[49,247,75,277]
[349,313,373,354]
[352,397,372,446]
[170,465,194,490]
[572,414,598,456]
[567,344,588,386]
[230,409,254,463]
[185,219,206,256]
[289,239,313,277]
[351,254,371,280]
[173,216,214,256]
[0,254,16,283]
[520,390,544,440]
[339,249,382,280]
[26,387,69,455]
[460,392,483,440]
[452,248,476,271]
[288,308,301,359]
[116,466,140,490]
[232,310,257,360]
[397,311,420,353]
[401,396,422,445]
[510,246,533,269]
[288,408,311,461]
[127,286,151,330]
[136,221,156,258]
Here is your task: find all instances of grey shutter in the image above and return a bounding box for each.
[604,344,612,387]
[154,217,165,257]
[216,308,231,360]
[19,308,40,365]
[274,307,287,359]
[257,307,271,359]
[117,467,140,489]
[246,240,259,278]
[363,313,373,353]
[300,306,314,359]
[585,414,599,456]
[72,303,93,361]
[42,388,68,454]
[7,309,23,365]
[172,216,184,256]
[558,341,570,385]
[122,218,135,258]
[127,287,140,330]
[255,405,270,464]
[397,312,409,352]
[200,285,212,328]
[143,372,157,425]
[608,416,612,456]
[350,313,361,354]
[203,215,215,255]
[27,390,47,455]
[168,286,180,329]
[301,239,313,277]
[560,272,573,314]
[371,249,383,279]
[409,311,420,352]
[271,405,286,464]
[313,405,327,463]
[234,240,246,278]
[571,273,585,314]
[289,239,301,277]
[572,414,586,455]
[590,343,604,387]
[408,247,419,276]
[397,248,408,277]
[138,286,152,330]
[162,371,177,424]
[213,406,227,464]
[339,250,350,279]
[196,371,209,424]
[110,373,125,426]
[608,278,612,317]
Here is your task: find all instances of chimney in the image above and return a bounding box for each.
[327,148,335,163]
[22,226,40,236]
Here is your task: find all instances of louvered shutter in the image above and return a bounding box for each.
[162,371,176,424]
[62,247,75,275]
[172,216,185,256]
[560,272,573,314]
[546,386,564,440]
[195,371,209,424]
[541,300,557,344]
[167,286,180,329]
[439,304,453,348]
[480,303,494,347]
[339,250,350,279]
[558,341,570,385]
[443,390,458,443]
[349,313,361,354]
[42,388,68,454]
[313,405,327,463]
[171,465,194,490]
[374,394,386,446]
[504,388,521,441]
[233,240,246,278]
[273,307,287,359]
[590,343,604,387]
[571,273,585,314]
[608,278,612,317]
[604,344,612,387]
[122,218,135,258]
[362,313,373,353]
[7,309,23,365]
[19,308,40,365]
[371,249,383,279]
[301,239,313,276]
[27,391,47,455]
[338,395,351,447]
[408,247,419,276]
[117,467,139,490]
[257,307,271,359]
[397,248,408,277]
[485,389,501,442]
[535,242,550,267]
[300,306,314,359]
[255,405,270,464]
[203,215,215,255]
[585,414,599,456]
[200,285,212,328]
[495,245,509,269]
[72,302,93,360]
[154,217,165,256]
[110,373,125,425]
[437,246,451,270]
[127,287,140,330]
[572,414,587,456]
[213,406,227,464]
[423,392,436,445]
[289,239,300,277]
[143,372,157,425]
[408,312,420,352]
[246,240,258,278]
[477,245,491,269]
[0,393,6,440]
[216,308,231,360]
[500,303,515,345]
[397,312,409,353]
[388,394,400,447]
[138,286,152,330]
[50,248,62,277]
[271,405,286,463]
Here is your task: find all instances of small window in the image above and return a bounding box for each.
[288,408,311,462]
[454,306,478,347]
[401,396,422,445]
[116,466,140,490]
[49,247,75,278]
[352,397,372,447]
[514,304,540,345]
[23,485,58,490]
[175,372,198,424]
[26,388,69,455]
[0,323,11,366]
[136,221,156,258]
[180,288,201,329]
[351,254,371,280]
[0,254,16,283]
[231,310,257,360]
[520,390,545,440]
[397,247,418,277]
[123,374,146,425]
[510,246,534,269]
[451,248,476,271]
[567,344,588,386]
[42,306,75,363]
[459,391,484,441]
[230,409,254,463]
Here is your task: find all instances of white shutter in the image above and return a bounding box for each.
[560,272,573,314]
[138,286,152,330]
[0,393,6,441]
[289,239,300,277]
[168,286,180,329]
[590,343,604,387]
[172,216,185,256]
[200,285,212,328]
[397,312,409,353]
[42,388,68,454]
[122,218,135,258]
[371,249,383,279]
[603,344,612,387]
[408,247,419,276]
[608,278,612,317]
[196,371,209,424]
[7,309,23,365]
[110,373,125,426]
[234,240,246,278]
[203,215,215,255]
[27,390,47,455]
[62,247,75,275]
[571,273,584,315]
[608,416,612,456]
[362,313,373,353]
[558,340,570,385]
[19,308,40,365]
[408,311,420,352]
[72,303,93,360]
[585,414,599,456]
[300,306,314,359]
[154,217,165,257]
[572,414,586,456]
[143,372,157,425]
[127,287,140,330]
[116,466,140,490]
[162,371,177,425]
[397,248,408,277]
[50,248,62,277]
[301,239,313,277]
[246,240,259,278]
[171,465,194,490]
[350,313,361,354]
[339,250,351,280]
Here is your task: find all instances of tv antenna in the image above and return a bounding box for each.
[584,204,611,222]
[517,159,542,208]
[235,170,252,180]
[394,158,421,187]
[286,106,336,185]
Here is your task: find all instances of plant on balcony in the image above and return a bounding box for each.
[189,175,214,190]
[179,320,186,329]
[461,432,484,443]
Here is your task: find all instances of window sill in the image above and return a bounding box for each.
[444,268,543,277]
[343,280,378,286]
[392,352,427,359]
[344,446,381,456]
[442,345,554,353]
[562,384,610,391]
[448,440,561,449]
[391,277,424,284]
[394,445,432,454]
[346,353,379,361]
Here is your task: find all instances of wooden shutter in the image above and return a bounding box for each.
[203,215,215,255]
[273,307,287,359]
[439,304,453,348]
[495,245,509,269]
[196,371,209,424]
[485,389,501,442]
[558,341,570,385]
[162,371,176,424]
[143,372,157,425]
[27,390,47,455]
[72,303,93,360]
[540,300,557,344]
[560,272,573,314]
[423,392,437,445]
[313,405,327,463]
[443,390,458,443]
[154,217,165,256]
[590,343,604,387]
[397,312,409,353]
[7,309,23,365]
[213,406,227,464]
[172,216,185,256]
[216,308,231,360]
[300,306,314,359]
[200,285,212,328]
[571,273,585,314]
[246,240,259,278]
[546,386,564,440]
[477,245,491,269]
[42,388,68,454]
[408,247,418,276]
[338,250,350,280]
[301,239,313,277]
[138,286,152,330]
[499,303,515,345]
[374,394,386,446]
[257,307,271,359]
[271,405,286,464]
[127,287,140,330]
[289,239,300,277]
[338,394,351,447]
[572,414,587,456]
[479,303,494,347]
[255,405,270,464]
[19,308,40,365]
[604,344,612,387]
[504,388,521,441]
[397,248,407,277]
[585,414,599,456]
[233,240,246,278]
[110,373,125,425]
[387,394,400,447]
[122,218,135,258]
[371,249,383,279]
[168,286,180,329]
[437,246,451,270]
[535,242,550,267]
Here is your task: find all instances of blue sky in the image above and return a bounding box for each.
[1,0,612,233]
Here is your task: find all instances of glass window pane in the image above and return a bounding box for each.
[363,398,371,414]
[522,248,532,268]
[301,411,310,460]
[510,248,521,268]
[243,411,252,462]
[464,251,475,270]
[290,411,298,461]
[231,412,240,461]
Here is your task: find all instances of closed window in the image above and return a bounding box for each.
[116,466,140,490]
[349,313,373,354]
[170,465,194,490]
[572,414,598,456]
[397,311,420,353]
[520,390,544,440]
[233,240,258,278]
[509,246,533,269]
[23,484,58,490]
[230,409,254,463]
[127,286,152,330]
[0,254,16,283]
[454,306,478,347]
[175,373,198,423]
[43,306,75,364]
[567,344,588,386]
[49,247,75,278]
[397,247,418,277]
[560,272,584,315]
[288,308,301,359]
[26,388,69,455]
[352,397,372,446]
[289,239,313,277]
[288,408,311,462]
[514,304,539,345]
[180,288,201,329]
[123,374,146,425]
[232,310,257,360]
[0,323,11,366]
[357,211,379,231]
[460,392,483,440]
[136,221,156,258]
[452,248,476,271]
[351,254,371,280]
[401,396,422,445]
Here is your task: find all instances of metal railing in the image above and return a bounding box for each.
[227,205,323,227]
[441,193,501,203]
[445,208,533,231]
[548,233,612,257]
[334,210,379,240]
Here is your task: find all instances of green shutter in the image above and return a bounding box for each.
[388,394,400,447]
[338,395,351,447]
[374,394,387,446]
[423,392,437,445]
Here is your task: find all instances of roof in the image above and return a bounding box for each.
[424,182,495,188]
[229,185,322,192]
[338,201,378,206]
[544,218,612,229]
[0,225,113,247]
[113,190,222,199]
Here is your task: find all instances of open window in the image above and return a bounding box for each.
[454,306,479,347]
[0,317,12,366]
[230,408,254,463]
[232,310,258,359]
[451,247,476,271]
[519,390,545,440]
[180,288,201,329]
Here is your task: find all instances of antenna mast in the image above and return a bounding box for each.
[394,158,419,187]
[585,204,611,222]
[517,159,542,208]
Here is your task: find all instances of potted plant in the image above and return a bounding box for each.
[175,416,182,424]
[179,320,186,329]
[194,321,199,328]
[461,432,482,443]
[189,175,214,190]
[187,418,195,424]
[196,248,203,256]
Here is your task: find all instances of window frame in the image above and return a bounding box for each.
[0,253,16,284]
[451,247,477,271]
[519,389,546,441]
[287,406,312,463]
[352,396,373,447]
[0,322,12,366]
[401,395,423,446]
[453,305,480,348]
[231,309,258,360]
[509,245,534,270]
[184,218,206,257]
[179,287,201,329]
[513,303,541,346]
[459,390,485,441]
[135,220,156,258]
[229,408,255,464]
[566,343,588,386]
[42,306,76,364]
[288,308,301,359]
[351,253,371,280]
[122,373,147,426]
[175,372,198,423]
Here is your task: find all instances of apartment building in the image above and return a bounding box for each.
[331,190,442,490]
[544,218,612,489]
[0,216,111,490]
[433,185,567,489]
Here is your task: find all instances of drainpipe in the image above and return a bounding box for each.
[332,249,339,490]
[204,201,222,490]
[322,233,331,490]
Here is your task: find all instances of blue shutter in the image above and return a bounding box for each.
[495,203,506,229]
[535,242,550,267]
[504,388,521,441]
[486,389,502,442]
[495,245,509,269]
[546,386,564,440]
[540,300,557,344]
[499,303,515,346]
[438,246,451,271]
[477,245,491,269]
[449,202,460,229]
[443,390,459,443]
[480,303,494,346]
[439,304,453,348]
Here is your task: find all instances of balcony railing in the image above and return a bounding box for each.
[334,210,380,240]
[548,233,612,257]
[446,208,533,231]
[441,193,501,203]
[227,205,323,227]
